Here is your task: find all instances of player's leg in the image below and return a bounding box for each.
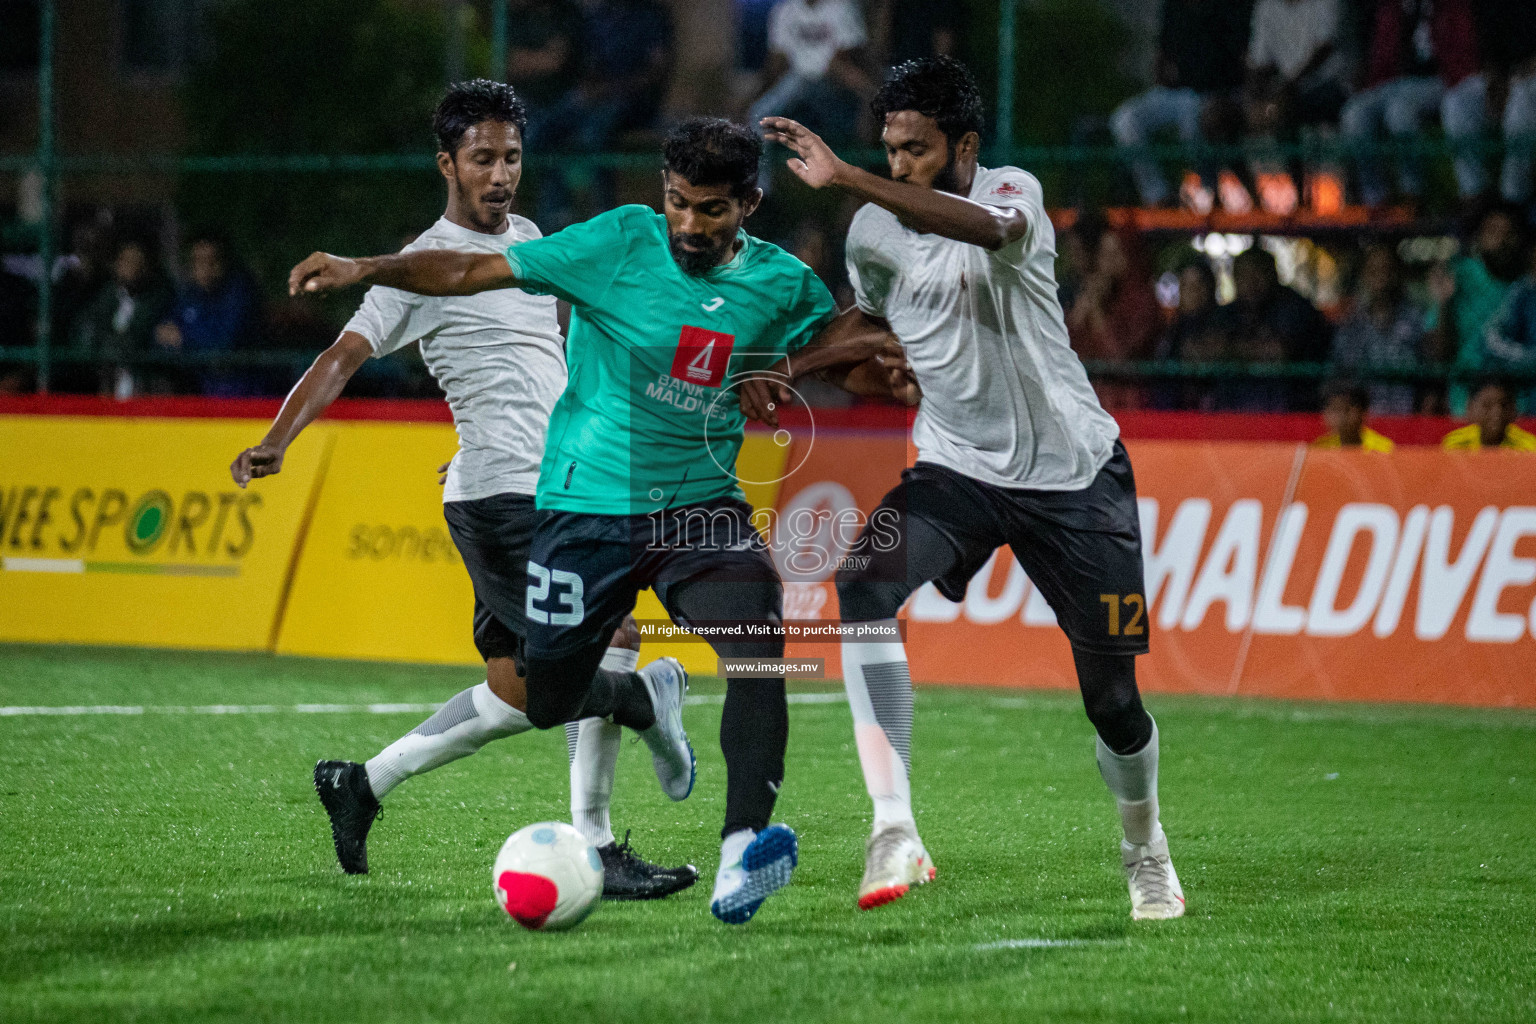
[565,617,700,899]
[659,562,796,924]
[522,511,695,799]
[1004,443,1183,920]
[314,647,532,873]
[834,467,1001,909]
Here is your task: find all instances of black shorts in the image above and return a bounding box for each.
[877,442,1149,656]
[442,492,542,668]
[525,497,780,659]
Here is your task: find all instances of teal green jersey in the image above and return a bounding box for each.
[505,204,836,514]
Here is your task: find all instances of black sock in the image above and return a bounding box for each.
[586,668,656,731]
[719,677,787,837]
[524,649,655,731]
[1072,647,1153,755]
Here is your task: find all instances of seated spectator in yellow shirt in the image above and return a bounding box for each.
[1443,378,1536,451]
[1314,380,1395,451]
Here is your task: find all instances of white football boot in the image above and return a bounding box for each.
[857,821,937,910]
[636,657,694,801]
[711,825,799,924]
[1122,832,1185,920]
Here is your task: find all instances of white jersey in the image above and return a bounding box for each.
[344,215,566,503]
[845,165,1119,492]
[768,0,867,80]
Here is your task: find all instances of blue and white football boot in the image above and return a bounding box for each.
[709,824,799,924]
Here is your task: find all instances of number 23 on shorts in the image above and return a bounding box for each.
[527,562,586,626]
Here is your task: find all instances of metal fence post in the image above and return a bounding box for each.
[35,0,57,393]
[491,0,508,82]
[996,0,1016,159]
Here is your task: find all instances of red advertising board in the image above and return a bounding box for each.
[772,437,1536,708]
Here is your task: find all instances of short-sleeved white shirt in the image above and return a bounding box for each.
[1248,0,1340,82]
[845,166,1119,492]
[767,0,866,80]
[344,215,566,503]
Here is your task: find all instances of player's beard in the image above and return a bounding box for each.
[669,233,729,276]
[931,145,964,195]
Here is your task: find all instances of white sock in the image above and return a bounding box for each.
[364,681,530,799]
[841,626,915,830]
[562,646,636,847]
[1095,718,1163,847]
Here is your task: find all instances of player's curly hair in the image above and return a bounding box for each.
[433,79,528,156]
[662,118,762,198]
[872,56,986,145]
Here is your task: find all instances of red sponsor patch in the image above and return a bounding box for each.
[669,325,736,388]
[990,181,1024,197]
[496,870,559,930]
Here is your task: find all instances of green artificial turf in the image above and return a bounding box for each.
[1,643,1533,1023]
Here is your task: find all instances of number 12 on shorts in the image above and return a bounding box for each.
[527,562,586,626]
[1099,593,1146,637]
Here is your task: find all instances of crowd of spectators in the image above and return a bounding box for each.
[1057,197,1535,416]
[2,0,1534,432]
[1112,0,1536,214]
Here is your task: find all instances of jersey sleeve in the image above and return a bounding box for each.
[770,264,837,356]
[977,169,1050,268]
[845,208,896,318]
[504,207,631,308]
[343,284,429,357]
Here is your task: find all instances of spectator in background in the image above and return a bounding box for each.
[1341,0,1480,207]
[526,0,673,226]
[1443,377,1536,449]
[749,0,874,156]
[1155,256,1234,409]
[0,264,35,393]
[1064,215,1160,410]
[1244,0,1348,213]
[154,232,258,396]
[1230,245,1332,409]
[1428,202,1529,374]
[884,0,963,67]
[1482,238,1536,409]
[1110,0,1251,209]
[1330,243,1423,413]
[1442,2,1536,206]
[503,0,581,114]
[71,238,173,398]
[1314,380,1396,450]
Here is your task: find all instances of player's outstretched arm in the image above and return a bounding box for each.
[759,116,1028,251]
[229,332,372,488]
[288,250,517,298]
[738,307,906,426]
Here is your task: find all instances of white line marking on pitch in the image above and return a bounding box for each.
[0,693,847,718]
[972,938,1121,950]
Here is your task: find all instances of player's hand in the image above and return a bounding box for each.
[878,345,921,406]
[759,117,845,190]
[288,252,368,297]
[737,370,793,428]
[437,460,451,486]
[231,442,284,488]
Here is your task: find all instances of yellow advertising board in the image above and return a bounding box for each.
[274,423,475,664]
[275,426,793,673]
[0,416,329,649]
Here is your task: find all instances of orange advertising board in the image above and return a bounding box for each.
[771,437,1536,708]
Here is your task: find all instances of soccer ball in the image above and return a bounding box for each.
[492,821,604,931]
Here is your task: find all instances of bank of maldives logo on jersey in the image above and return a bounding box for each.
[670,325,735,388]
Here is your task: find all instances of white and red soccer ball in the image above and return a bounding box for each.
[492,822,603,931]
